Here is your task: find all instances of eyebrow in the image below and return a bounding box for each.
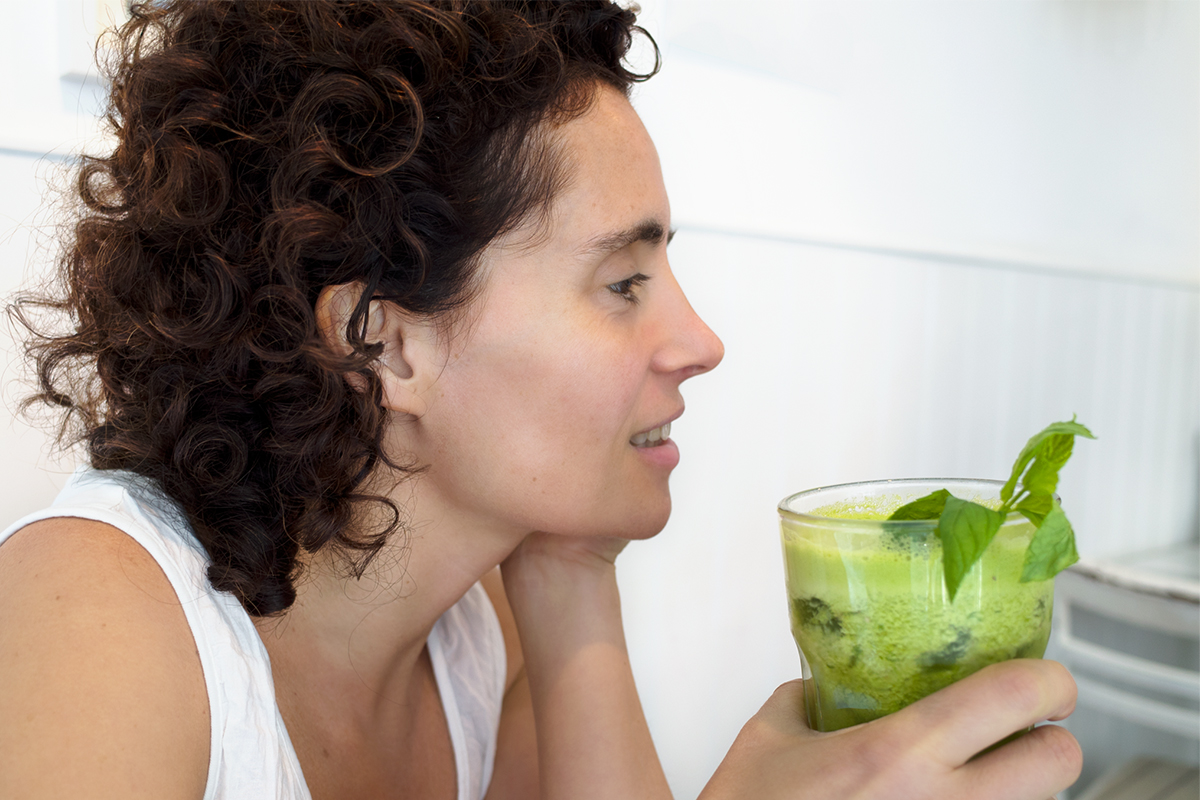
[577,219,676,257]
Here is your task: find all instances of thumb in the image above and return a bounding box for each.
[752,680,817,738]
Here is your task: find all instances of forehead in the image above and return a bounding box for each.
[486,85,669,262]
[549,86,668,244]
[438,89,669,350]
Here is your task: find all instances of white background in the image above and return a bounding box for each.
[621,2,1198,796]
[0,2,1197,798]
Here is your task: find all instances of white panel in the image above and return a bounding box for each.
[0,152,78,524]
[634,0,1200,287]
[621,228,1199,798]
[0,0,109,156]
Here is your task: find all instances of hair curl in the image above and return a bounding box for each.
[14,0,658,615]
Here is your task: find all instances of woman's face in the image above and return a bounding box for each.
[408,85,724,541]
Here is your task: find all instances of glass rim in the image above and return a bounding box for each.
[777,477,1028,527]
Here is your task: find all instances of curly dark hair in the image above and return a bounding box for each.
[13,0,658,615]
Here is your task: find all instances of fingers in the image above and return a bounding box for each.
[889,659,1077,767]
[705,673,1078,800]
[961,724,1082,799]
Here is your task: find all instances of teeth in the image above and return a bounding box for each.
[631,421,671,448]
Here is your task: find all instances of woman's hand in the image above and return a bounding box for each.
[701,659,1082,800]
[502,530,629,579]
[498,531,671,800]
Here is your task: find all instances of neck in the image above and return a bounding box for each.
[255,489,524,725]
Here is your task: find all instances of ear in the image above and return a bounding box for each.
[314,283,436,418]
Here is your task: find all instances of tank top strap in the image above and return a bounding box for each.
[428,580,507,800]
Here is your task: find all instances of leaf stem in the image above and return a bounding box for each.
[999,487,1026,519]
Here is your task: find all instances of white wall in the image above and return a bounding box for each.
[0,0,113,497]
[0,2,1197,799]
[639,0,1198,285]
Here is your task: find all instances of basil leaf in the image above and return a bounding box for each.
[1000,418,1096,503]
[938,496,1004,602]
[1021,434,1075,496]
[1020,498,1079,582]
[888,489,952,521]
[1014,493,1052,527]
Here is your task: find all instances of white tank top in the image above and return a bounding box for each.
[0,467,506,800]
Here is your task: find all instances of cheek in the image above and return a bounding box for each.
[473,316,641,434]
[508,343,644,474]
[433,333,639,467]
[415,260,683,524]
[439,340,652,521]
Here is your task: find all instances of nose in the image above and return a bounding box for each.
[653,268,725,381]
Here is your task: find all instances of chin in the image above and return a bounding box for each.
[622,496,672,541]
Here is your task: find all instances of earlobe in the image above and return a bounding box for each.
[314,283,434,418]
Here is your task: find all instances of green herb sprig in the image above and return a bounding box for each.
[887,418,1096,601]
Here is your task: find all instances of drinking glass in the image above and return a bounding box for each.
[779,478,1054,732]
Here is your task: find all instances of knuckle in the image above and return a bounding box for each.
[754,680,807,726]
[855,723,920,779]
[771,678,806,703]
[733,712,796,760]
[992,662,1048,715]
[740,707,789,750]
[738,713,775,747]
[1050,663,1079,714]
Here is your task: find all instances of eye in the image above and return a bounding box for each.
[607,273,650,304]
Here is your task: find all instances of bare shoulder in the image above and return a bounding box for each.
[0,517,210,799]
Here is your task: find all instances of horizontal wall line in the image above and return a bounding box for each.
[0,144,76,162]
[676,223,1200,293]
[1,144,1195,293]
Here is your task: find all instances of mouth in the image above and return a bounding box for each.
[630,421,671,448]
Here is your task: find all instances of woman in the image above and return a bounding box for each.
[0,2,1081,798]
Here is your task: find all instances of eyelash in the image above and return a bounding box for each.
[607,273,650,304]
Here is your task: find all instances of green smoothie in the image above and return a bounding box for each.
[781,493,1054,732]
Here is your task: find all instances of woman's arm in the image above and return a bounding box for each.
[0,518,210,799]
[498,534,671,800]
[481,568,540,800]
